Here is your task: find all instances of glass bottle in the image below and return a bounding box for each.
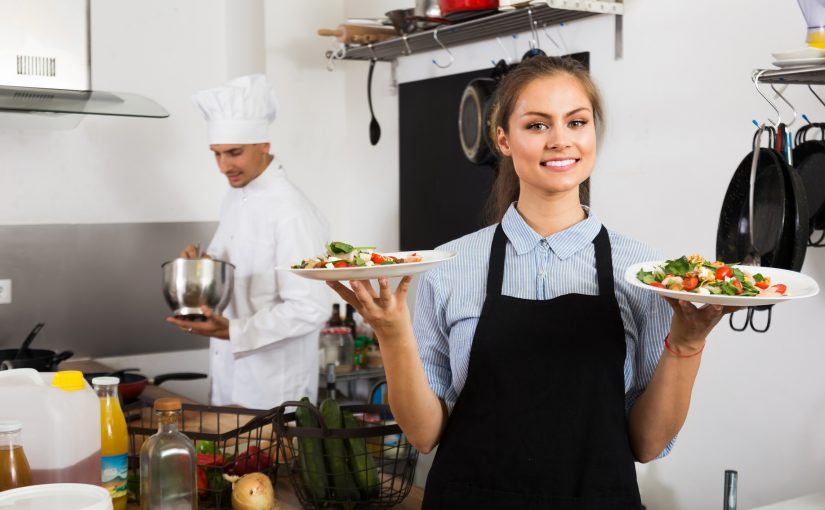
[327,303,343,327]
[343,304,357,336]
[140,398,196,510]
[94,377,128,510]
[0,420,32,492]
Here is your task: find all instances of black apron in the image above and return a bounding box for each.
[422,224,642,510]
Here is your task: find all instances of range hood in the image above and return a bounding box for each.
[0,0,168,119]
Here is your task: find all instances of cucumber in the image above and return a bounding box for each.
[343,410,380,498]
[319,398,361,502]
[295,397,327,502]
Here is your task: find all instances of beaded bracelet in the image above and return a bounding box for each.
[664,334,704,358]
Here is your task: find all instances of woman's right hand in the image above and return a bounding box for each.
[326,276,414,341]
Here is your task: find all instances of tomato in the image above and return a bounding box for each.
[197,467,208,497]
[333,260,349,268]
[649,282,666,288]
[771,283,787,295]
[233,446,272,476]
[370,252,385,264]
[715,266,733,280]
[731,279,743,294]
[682,276,699,291]
[755,281,769,289]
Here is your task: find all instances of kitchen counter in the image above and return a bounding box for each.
[60,359,424,510]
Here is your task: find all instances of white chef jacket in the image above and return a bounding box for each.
[205,157,330,409]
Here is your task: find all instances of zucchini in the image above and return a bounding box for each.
[319,399,361,502]
[295,397,327,502]
[343,410,380,498]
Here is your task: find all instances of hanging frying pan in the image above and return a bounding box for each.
[793,123,825,243]
[717,142,787,267]
[459,59,509,166]
[774,123,809,271]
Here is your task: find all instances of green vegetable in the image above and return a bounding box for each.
[662,256,691,277]
[326,241,354,255]
[320,399,361,502]
[343,411,380,498]
[197,440,219,455]
[636,269,656,284]
[754,273,765,282]
[295,397,328,503]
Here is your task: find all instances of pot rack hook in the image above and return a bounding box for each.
[368,43,378,60]
[527,8,540,52]
[807,84,825,110]
[752,69,781,126]
[325,46,346,72]
[432,27,454,69]
[770,82,797,127]
[496,36,514,64]
[402,34,412,56]
[541,23,563,52]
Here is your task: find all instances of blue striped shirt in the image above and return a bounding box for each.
[413,203,674,454]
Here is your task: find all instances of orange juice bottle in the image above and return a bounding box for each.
[93,377,128,510]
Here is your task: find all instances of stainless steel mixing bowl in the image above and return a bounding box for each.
[161,258,235,320]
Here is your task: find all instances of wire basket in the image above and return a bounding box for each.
[125,401,281,509]
[275,400,418,510]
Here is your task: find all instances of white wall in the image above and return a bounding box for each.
[3,1,825,507]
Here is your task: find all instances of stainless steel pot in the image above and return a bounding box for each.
[161,258,235,320]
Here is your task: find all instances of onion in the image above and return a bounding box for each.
[224,472,279,510]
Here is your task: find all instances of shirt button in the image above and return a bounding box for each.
[538,271,545,277]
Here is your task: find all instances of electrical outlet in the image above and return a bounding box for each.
[0,279,11,304]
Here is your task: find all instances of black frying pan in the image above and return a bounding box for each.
[793,123,825,244]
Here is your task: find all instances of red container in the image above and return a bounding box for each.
[438,0,499,15]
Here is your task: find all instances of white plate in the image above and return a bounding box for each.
[771,47,825,61]
[281,250,456,281]
[772,57,825,68]
[624,261,820,306]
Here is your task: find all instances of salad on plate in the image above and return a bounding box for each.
[635,255,787,297]
[291,241,423,270]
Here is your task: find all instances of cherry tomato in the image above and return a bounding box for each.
[370,252,385,264]
[682,276,699,291]
[715,266,733,280]
[649,282,666,288]
[731,279,743,294]
[333,260,349,268]
[754,281,769,290]
[771,283,787,295]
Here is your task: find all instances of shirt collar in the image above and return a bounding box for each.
[242,155,284,195]
[500,202,603,260]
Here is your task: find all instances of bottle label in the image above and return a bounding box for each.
[101,453,128,499]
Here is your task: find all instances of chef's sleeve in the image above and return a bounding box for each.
[227,214,329,354]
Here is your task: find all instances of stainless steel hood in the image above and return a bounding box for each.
[0,0,168,119]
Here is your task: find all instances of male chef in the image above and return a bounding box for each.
[167,74,330,409]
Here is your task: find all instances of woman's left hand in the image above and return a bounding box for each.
[663,297,739,354]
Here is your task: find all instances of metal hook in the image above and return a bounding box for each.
[770,83,797,127]
[527,8,540,51]
[496,36,514,64]
[541,23,563,51]
[752,69,781,127]
[431,27,454,69]
[808,84,825,111]
[402,34,412,56]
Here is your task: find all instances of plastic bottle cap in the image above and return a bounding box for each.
[154,397,182,411]
[51,370,87,391]
[0,420,22,433]
[91,376,120,386]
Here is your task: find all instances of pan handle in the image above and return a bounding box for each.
[51,350,74,368]
[152,372,207,386]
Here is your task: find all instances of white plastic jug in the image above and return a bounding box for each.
[0,369,101,485]
[0,483,113,510]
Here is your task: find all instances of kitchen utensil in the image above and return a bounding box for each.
[386,8,418,34]
[13,323,44,360]
[793,122,825,243]
[459,59,509,165]
[0,349,73,371]
[368,59,381,146]
[317,24,398,45]
[161,257,234,320]
[417,0,442,17]
[83,371,207,403]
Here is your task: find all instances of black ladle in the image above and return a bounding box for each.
[368,58,381,145]
[15,323,45,360]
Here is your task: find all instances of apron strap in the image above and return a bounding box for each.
[486,224,508,297]
[593,225,616,299]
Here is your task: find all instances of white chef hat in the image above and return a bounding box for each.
[192,74,279,144]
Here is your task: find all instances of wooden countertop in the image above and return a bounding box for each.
[60,359,424,510]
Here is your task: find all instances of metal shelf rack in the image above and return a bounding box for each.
[334,0,624,62]
[759,66,825,85]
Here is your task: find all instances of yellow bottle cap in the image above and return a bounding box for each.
[51,370,87,391]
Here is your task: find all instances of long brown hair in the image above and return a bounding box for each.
[485,56,604,223]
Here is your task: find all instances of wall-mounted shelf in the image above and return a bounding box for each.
[758,66,825,85]
[333,0,624,62]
